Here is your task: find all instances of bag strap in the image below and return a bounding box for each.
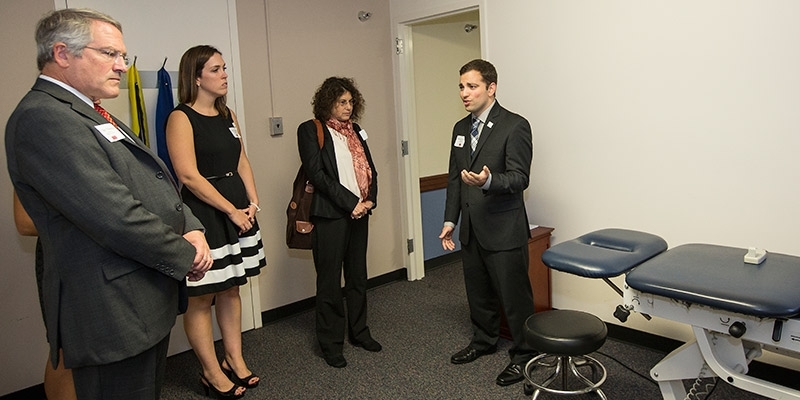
[313,119,324,148]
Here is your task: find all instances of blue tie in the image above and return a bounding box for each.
[470,117,480,154]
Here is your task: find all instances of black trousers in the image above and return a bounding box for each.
[71,333,170,400]
[461,238,536,364]
[312,215,371,357]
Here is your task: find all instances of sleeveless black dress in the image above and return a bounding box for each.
[171,104,266,296]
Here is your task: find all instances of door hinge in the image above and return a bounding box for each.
[401,140,409,156]
[395,37,404,55]
[407,238,414,254]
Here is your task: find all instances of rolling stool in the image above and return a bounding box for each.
[522,309,608,399]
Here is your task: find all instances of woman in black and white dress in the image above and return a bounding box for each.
[167,45,265,399]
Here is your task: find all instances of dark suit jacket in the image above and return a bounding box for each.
[5,78,203,368]
[444,102,532,251]
[297,119,378,219]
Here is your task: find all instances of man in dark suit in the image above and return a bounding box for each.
[440,59,536,386]
[5,9,213,399]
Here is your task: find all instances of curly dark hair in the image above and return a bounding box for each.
[312,77,365,122]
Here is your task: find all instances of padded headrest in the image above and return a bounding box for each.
[542,228,668,278]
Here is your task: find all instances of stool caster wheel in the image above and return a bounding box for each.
[523,382,534,396]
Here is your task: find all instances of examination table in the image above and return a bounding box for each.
[541,228,800,400]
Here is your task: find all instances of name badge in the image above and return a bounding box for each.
[229,126,241,138]
[359,129,368,140]
[454,135,465,148]
[96,123,125,142]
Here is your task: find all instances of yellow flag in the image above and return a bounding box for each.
[127,60,149,146]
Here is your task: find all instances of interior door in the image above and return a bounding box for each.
[397,9,482,280]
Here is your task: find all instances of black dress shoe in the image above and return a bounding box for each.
[352,337,382,352]
[496,362,525,386]
[324,354,347,368]
[450,345,497,364]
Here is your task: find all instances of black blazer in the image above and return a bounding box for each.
[444,102,532,251]
[297,119,378,219]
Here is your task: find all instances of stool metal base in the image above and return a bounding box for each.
[523,353,607,399]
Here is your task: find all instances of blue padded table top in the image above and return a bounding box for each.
[627,244,800,318]
[542,228,668,278]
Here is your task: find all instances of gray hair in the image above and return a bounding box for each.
[35,8,122,71]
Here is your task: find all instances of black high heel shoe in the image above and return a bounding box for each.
[221,360,260,388]
[199,372,245,399]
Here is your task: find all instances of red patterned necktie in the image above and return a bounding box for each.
[94,103,119,129]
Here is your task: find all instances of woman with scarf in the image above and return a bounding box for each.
[297,77,380,368]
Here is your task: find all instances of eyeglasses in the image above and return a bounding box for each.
[84,46,130,66]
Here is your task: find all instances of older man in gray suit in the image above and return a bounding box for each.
[5,9,213,399]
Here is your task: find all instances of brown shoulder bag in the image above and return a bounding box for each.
[286,119,324,249]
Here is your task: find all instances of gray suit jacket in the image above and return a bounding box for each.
[5,78,203,368]
[444,102,533,251]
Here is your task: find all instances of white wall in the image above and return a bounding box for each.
[63,0,242,140]
[393,0,800,370]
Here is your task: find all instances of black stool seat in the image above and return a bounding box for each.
[523,310,609,399]
[525,310,608,355]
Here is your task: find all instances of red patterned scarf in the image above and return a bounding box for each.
[327,118,372,199]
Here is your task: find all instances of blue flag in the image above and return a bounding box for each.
[155,64,176,180]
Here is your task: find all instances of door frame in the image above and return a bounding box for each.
[392,1,485,281]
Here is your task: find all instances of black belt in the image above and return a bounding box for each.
[204,171,234,181]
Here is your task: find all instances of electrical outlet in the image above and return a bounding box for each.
[269,117,283,136]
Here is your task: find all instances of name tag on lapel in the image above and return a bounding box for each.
[96,123,125,142]
[359,129,368,140]
[454,135,465,148]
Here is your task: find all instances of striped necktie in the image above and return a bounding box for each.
[94,103,119,129]
[470,116,480,154]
